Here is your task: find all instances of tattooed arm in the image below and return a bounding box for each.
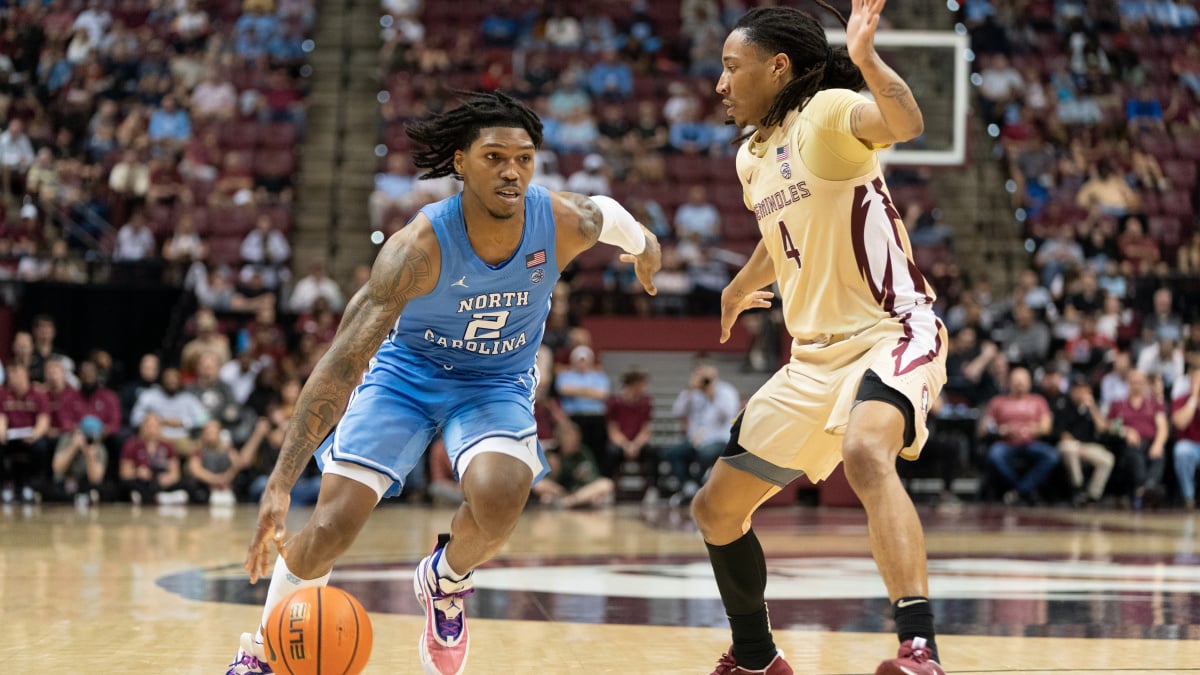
[845,0,924,143]
[552,190,660,293]
[246,218,439,580]
[266,217,440,488]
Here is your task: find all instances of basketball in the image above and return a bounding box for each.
[263,586,373,675]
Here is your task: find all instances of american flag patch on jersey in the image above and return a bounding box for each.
[525,249,547,268]
[776,145,790,162]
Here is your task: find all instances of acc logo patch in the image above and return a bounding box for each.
[780,162,792,180]
[921,384,930,416]
[530,268,545,284]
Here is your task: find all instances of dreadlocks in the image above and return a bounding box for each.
[734,2,867,129]
[405,90,544,180]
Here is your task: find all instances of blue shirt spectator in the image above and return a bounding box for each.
[553,111,600,154]
[39,55,72,94]
[547,73,592,118]
[670,120,712,154]
[148,96,192,145]
[674,186,721,242]
[586,51,633,100]
[556,346,611,416]
[1126,94,1163,123]
[480,10,518,47]
[267,26,307,63]
[236,10,279,43]
[235,25,269,60]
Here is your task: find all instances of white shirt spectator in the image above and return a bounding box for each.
[289,274,345,313]
[240,228,291,266]
[565,154,610,195]
[219,354,269,405]
[545,15,583,48]
[131,386,207,441]
[1137,341,1185,390]
[73,6,112,44]
[979,59,1025,102]
[114,221,157,261]
[174,8,210,37]
[672,379,740,447]
[191,79,238,118]
[0,128,35,171]
[674,201,721,242]
[108,158,150,196]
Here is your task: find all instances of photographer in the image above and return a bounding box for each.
[48,415,111,505]
[663,363,740,502]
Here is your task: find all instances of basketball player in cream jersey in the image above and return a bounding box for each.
[693,3,947,675]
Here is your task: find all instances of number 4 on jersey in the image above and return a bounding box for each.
[779,221,801,269]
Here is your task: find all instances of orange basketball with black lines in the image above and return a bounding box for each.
[263,586,373,675]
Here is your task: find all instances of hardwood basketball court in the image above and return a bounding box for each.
[3,501,1199,674]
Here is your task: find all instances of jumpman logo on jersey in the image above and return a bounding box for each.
[451,276,469,288]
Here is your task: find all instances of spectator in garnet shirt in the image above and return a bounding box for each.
[42,357,82,444]
[1064,312,1117,375]
[258,68,305,131]
[1108,369,1170,508]
[1117,217,1160,276]
[605,369,655,486]
[75,359,120,444]
[979,367,1059,505]
[1170,366,1200,510]
[118,412,187,504]
[0,363,52,501]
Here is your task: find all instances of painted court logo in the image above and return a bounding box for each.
[158,554,1200,639]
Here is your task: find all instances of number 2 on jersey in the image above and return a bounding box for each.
[778,221,802,269]
[464,311,510,340]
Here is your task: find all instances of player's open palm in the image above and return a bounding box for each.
[846,0,886,66]
[619,227,661,296]
[720,287,774,343]
[245,482,291,583]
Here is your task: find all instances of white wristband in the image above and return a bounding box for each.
[590,195,646,255]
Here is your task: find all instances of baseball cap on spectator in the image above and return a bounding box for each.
[583,154,604,171]
[570,345,594,363]
[20,203,37,220]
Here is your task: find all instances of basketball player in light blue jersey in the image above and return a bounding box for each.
[226,91,661,675]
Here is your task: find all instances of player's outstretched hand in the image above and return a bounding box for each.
[619,226,661,296]
[720,288,774,344]
[846,0,886,66]
[245,481,291,583]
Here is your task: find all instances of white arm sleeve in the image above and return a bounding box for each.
[590,195,646,255]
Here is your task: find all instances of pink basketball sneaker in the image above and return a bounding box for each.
[413,538,474,675]
[710,647,793,674]
[876,637,945,675]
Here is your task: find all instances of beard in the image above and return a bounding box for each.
[486,204,519,220]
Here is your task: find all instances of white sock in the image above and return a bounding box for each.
[253,556,332,646]
[435,547,467,581]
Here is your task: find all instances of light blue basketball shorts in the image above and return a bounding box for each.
[314,364,548,499]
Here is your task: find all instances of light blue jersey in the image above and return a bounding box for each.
[317,185,561,497]
[379,184,558,377]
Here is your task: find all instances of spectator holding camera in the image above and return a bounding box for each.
[663,363,740,502]
[49,415,109,504]
[1109,369,1170,508]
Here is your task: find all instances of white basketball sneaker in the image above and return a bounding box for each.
[225,632,273,675]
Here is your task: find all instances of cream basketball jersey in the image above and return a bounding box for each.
[736,88,938,346]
